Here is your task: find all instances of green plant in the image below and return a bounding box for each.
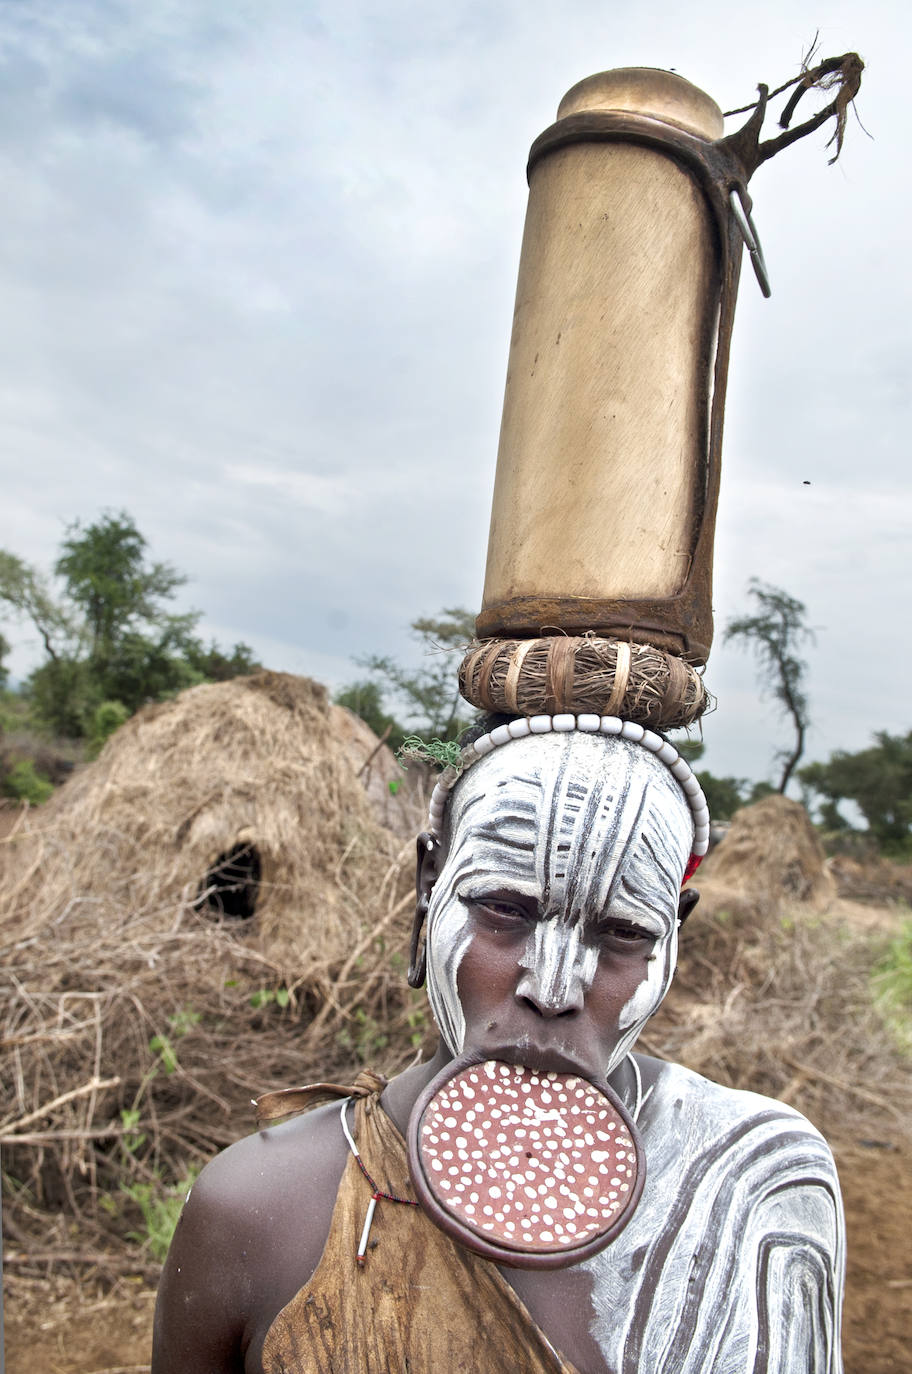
[168,1005,202,1036]
[122,1167,200,1262]
[149,1033,178,1074]
[1,757,53,804]
[249,986,291,1010]
[405,1003,427,1049]
[337,1007,388,1062]
[86,698,130,758]
[119,1106,147,1156]
[872,918,912,1054]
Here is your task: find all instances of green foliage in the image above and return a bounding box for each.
[337,1007,389,1062]
[0,511,261,738]
[872,919,912,1054]
[800,730,912,854]
[725,580,813,793]
[119,1107,147,1156]
[343,607,477,745]
[182,639,260,682]
[0,630,9,689]
[0,549,75,663]
[86,699,130,759]
[249,986,291,1010]
[56,511,186,659]
[122,1168,200,1262]
[694,770,749,821]
[334,679,404,750]
[0,757,54,804]
[149,1033,178,1075]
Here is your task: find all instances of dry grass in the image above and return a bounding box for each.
[1,719,909,1293]
[646,798,912,1142]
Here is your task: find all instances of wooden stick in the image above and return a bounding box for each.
[0,1075,120,1134]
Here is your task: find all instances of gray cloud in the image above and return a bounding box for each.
[0,0,906,789]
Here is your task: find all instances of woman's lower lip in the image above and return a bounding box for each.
[469,1040,598,1080]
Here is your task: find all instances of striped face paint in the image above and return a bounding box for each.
[424,731,693,1072]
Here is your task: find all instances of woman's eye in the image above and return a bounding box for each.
[599,923,653,947]
[463,895,529,923]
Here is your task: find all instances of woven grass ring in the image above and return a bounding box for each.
[459,637,708,730]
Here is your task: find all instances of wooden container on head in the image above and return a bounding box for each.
[475,69,734,666]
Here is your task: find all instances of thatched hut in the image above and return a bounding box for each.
[0,674,426,1263]
[1,671,417,965]
[696,793,836,911]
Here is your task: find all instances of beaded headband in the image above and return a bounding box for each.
[426,714,709,884]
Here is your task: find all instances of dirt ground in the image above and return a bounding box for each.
[4,1133,910,1373]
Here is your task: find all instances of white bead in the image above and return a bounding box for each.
[599,716,623,735]
[508,718,531,739]
[657,742,678,766]
[473,735,495,756]
[692,807,710,829]
[640,729,662,753]
[576,713,600,732]
[682,776,702,797]
[670,758,691,781]
[489,724,513,748]
[621,722,644,742]
[693,825,710,844]
[693,838,710,856]
[529,715,553,734]
[552,713,575,732]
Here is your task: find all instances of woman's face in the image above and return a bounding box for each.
[423,732,692,1083]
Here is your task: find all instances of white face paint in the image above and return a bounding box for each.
[424,731,693,1073]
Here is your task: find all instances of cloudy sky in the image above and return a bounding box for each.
[0,0,906,786]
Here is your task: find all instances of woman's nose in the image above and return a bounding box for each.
[515,920,593,1017]
[515,963,586,1017]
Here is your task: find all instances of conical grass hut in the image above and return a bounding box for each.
[0,673,427,1271]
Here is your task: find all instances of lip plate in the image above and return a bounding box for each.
[406,1051,646,1271]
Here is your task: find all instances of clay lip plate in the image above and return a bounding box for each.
[407,1056,645,1270]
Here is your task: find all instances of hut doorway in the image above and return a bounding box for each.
[196,843,261,921]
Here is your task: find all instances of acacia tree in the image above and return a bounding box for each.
[724,580,814,793]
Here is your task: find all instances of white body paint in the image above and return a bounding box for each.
[582,1062,845,1373]
[425,731,692,1068]
[419,727,844,1370]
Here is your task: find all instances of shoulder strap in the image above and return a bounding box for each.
[253,1068,386,1126]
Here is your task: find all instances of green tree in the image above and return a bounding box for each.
[0,513,260,737]
[799,731,912,854]
[0,551,75,664]
[342,607,477,744]
[725,580,814,793]
[694,771,749,821]
[334,679,404,750]
[56,512,186,661]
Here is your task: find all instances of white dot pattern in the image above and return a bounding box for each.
[418,1061,639,1253]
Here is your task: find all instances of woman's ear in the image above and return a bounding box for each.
[409,832,441,988]
[678,887,700,925]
